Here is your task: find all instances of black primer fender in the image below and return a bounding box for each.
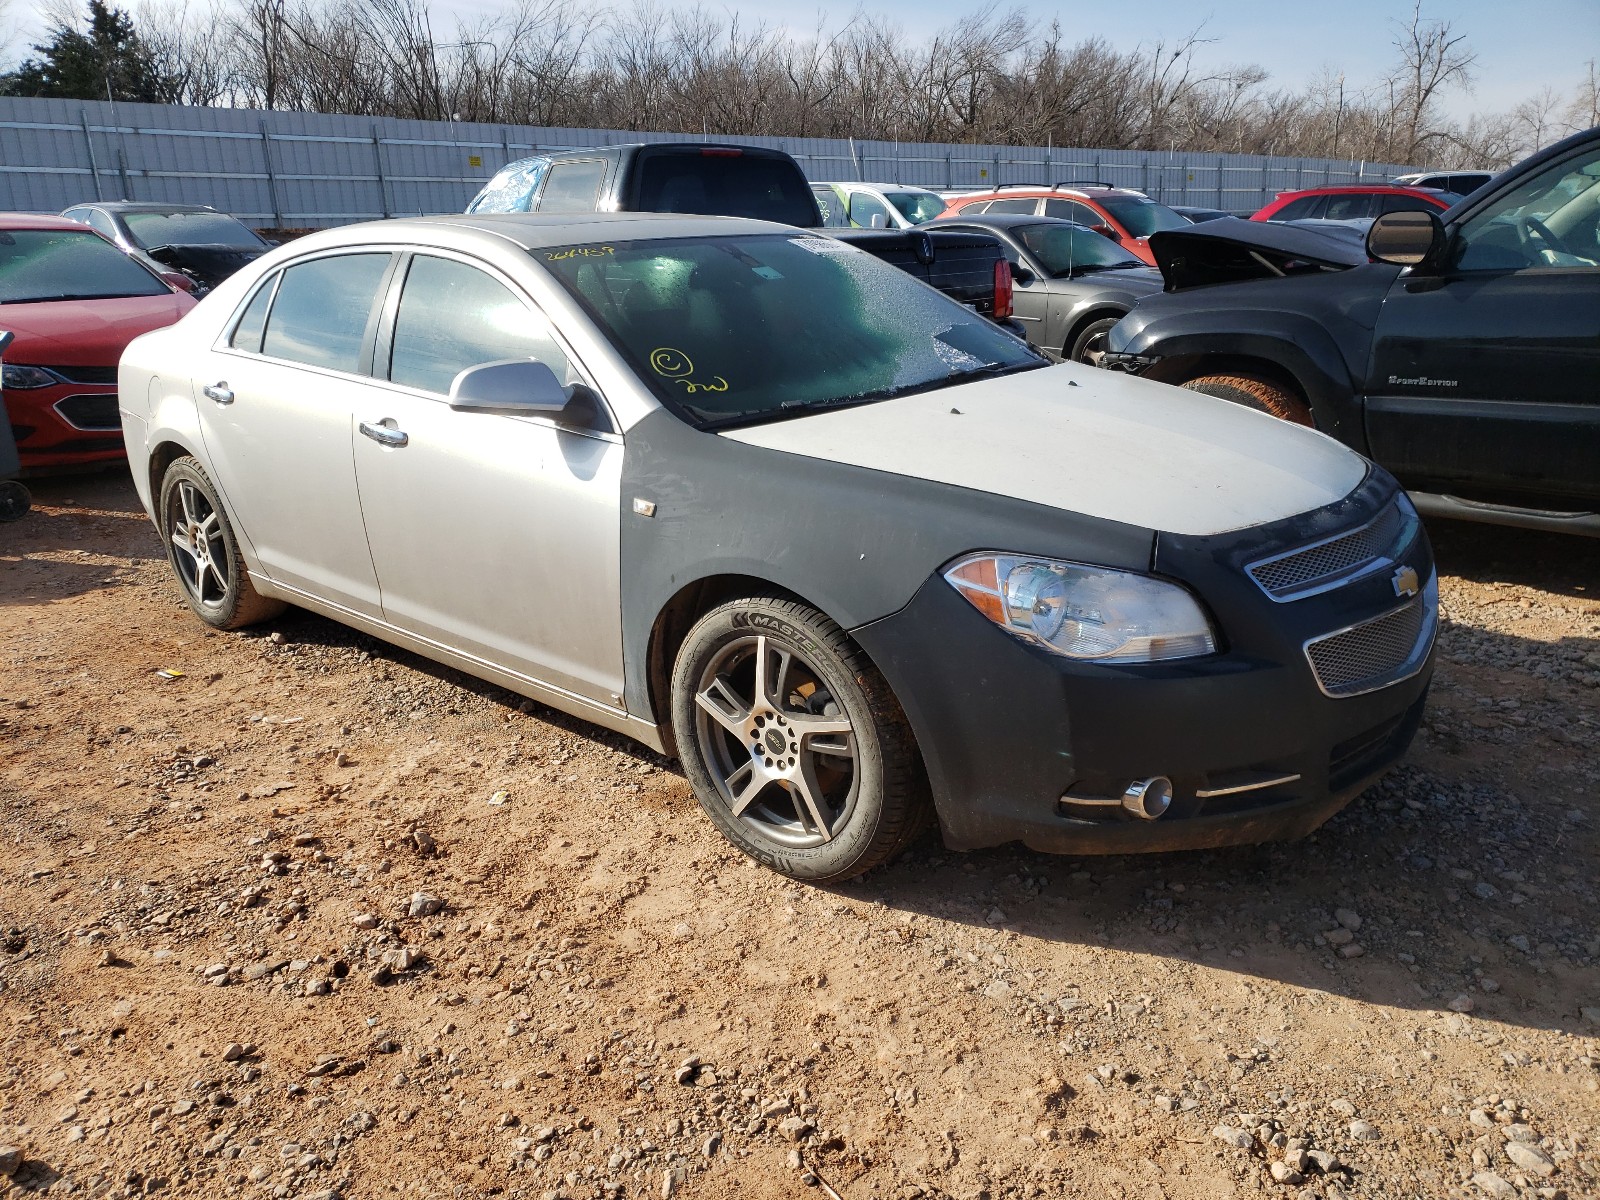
[617,408,1155,722]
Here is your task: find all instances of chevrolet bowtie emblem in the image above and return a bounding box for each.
[1392,565,1420,598]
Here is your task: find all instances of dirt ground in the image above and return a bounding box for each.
[2,470,1597,1200]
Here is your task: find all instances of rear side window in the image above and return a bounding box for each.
[1267,195,1323,221]
[230,277,276,353]
[633,153,817,226]
[537,160,606,214]
[1322,194,1374,221]
[261,253,390,373]
[984,198,1040,214]
[388,255,573,395]
[1379,193,1441,215]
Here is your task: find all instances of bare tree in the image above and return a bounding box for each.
[1388,1,1476,159]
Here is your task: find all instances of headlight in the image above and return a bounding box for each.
[2,364,59,390]
[943,553,1217,663]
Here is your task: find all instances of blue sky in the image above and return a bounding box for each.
[6,0,1596,120]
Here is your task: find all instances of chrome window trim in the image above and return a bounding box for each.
[1245,499,1413,603]
[1301,581,1438,699]
[207,242,620,439]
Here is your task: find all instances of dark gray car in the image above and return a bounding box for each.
[929,214,1164,362]
[60,201,270,292]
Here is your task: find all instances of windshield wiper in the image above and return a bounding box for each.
[1,292,147,303]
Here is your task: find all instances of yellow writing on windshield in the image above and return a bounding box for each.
[546,245,615,261]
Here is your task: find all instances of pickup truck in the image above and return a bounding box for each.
[466,142,1017,326]
[1101,124,1600,536]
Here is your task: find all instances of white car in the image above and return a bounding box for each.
[811,183,948,229]
[119,213,1438,883]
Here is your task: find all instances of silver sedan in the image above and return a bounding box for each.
[120,214,1435,882]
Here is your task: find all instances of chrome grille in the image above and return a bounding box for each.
[1249,503,1406,600]
[1305,597,1432,697]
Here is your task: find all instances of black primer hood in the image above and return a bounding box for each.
[1148,217,1369,291]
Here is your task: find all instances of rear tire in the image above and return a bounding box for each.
[1180,374,1314,426]
[670,594,928,883]
[158,457,285,629]
[1067,316,1120,365]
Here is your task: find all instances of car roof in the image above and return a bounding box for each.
[69,201,223,214]
[0,212,94,230]
[287,212,802,253]
[932,213,1088,231]
[957,185,1145,201]
[1272,185,1452,199]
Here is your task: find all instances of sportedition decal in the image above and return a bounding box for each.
[1387,375,1458,388]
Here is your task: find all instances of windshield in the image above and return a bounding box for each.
[634,153,818,227]
[538,233,1043,428]
[0,229,168,303]
[1098,195,1190,239]
[1016,222,1145,275]
[886,191,946,225]
[123,210,265,248]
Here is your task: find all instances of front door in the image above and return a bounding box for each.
[194,251,394,616]
[1364,142,1600,510]
[350,252,626,707]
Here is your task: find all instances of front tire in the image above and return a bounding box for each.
[670,595,928,883]
[1068,316,1119,365]
[158,457,284,629]
[1180,373,1314,426]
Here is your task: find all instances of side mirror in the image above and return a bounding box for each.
[448,358,580,418]
[161,271,197,293]
[1367,209,1445,266]
[1009,261,1035,285]
[1091,224,1119,241]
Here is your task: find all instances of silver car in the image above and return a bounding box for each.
[120,214,1437,883]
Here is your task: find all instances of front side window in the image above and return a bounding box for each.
[537,160,606,214]
[0,228,167,303]
[1267,196,1324,221]
[122,210,264,248]
[388,255,572,394]
[1043,198,1100,226]
[1017,222,1146,275]
[848,191,893,228]
[87,210,120,241]
[1097,195,1189,238]
[1452,146,1600,272]
[538,233,1043,428]
[884,191,945,225]
[260,253,390,373]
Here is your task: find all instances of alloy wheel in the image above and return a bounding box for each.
[166,479,231,610]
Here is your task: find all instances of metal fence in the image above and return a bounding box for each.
[0,96,1418,226]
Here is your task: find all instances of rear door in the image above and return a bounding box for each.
[194,251,394,615]
[350,250,626,706]
[1364,141,1600,509]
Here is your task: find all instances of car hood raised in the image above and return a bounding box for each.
[0,292,194,366]
[719,363,1366,537]
[1148,216,1368,290]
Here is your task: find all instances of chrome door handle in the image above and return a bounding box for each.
[359,419,408,448]
[203,382,234,405]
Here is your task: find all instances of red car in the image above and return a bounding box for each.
[940,183,1190,265]
[1251,185,1456,223]
[1,214,195,469]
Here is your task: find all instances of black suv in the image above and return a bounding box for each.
[1103,125,1600,535]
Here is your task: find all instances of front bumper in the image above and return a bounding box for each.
[4,382,127,468]
[852,471,1435,855]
